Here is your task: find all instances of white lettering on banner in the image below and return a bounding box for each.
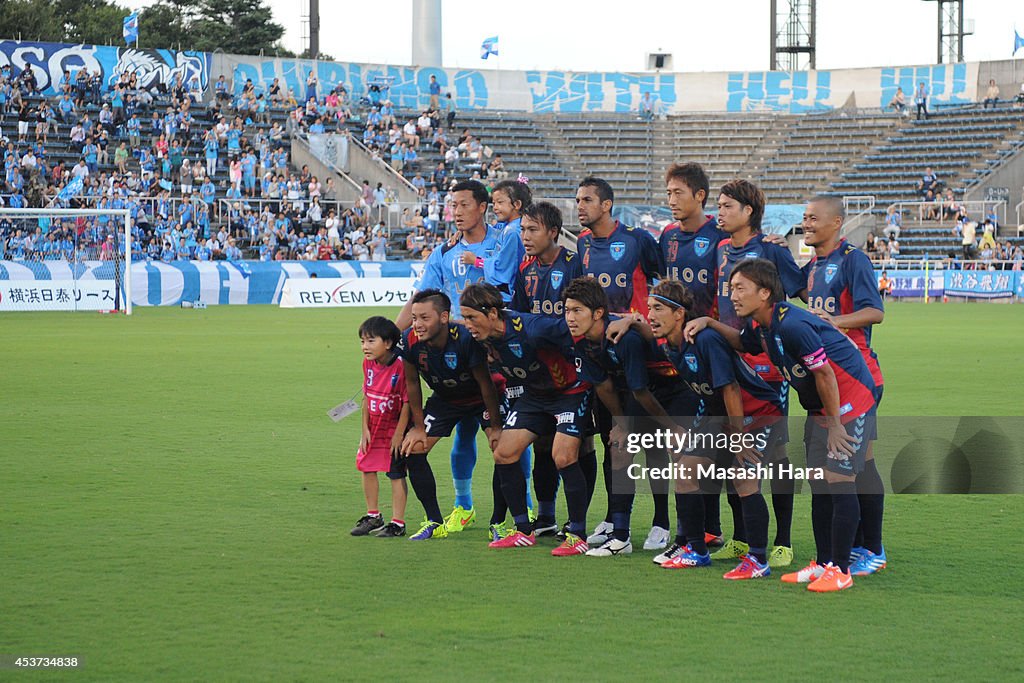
[0,280,116,311]
[279,278,417,308]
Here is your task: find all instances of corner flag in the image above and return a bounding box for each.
[481,36,499,60]
[123,13,139,46]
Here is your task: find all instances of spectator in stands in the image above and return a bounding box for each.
[961,220,977,260]
[914,81,929,120]
[640,92,654,121]
[888,86,907,115]
[884,206,901,239]
[1015,83,1024,107]
[403,119,420,149]
[982,79,1000,109]
[445,93,457,130]
[888,237,900,262]
[115,141,130,174]
[918,167,939,197]
[370,227,388,261]
[864,231,877,254]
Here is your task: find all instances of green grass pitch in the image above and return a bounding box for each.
[2,303,1023,680]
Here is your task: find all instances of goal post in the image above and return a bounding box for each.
[0,207,132,314]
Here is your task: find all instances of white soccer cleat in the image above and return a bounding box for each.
[642,525,671,551]
[586,520,614,547]
[653,542,686,565]
[585,537,633,557]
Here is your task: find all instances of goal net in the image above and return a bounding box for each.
[0,207,132,314]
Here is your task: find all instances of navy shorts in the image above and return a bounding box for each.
[386,454,408,480]
[803,412,874,476]
[504,390,591,438]
[423,395,503,437]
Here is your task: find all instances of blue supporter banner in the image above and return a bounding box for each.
[944,270,1018,299]
[0,260,424,307]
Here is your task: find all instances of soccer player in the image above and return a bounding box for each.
[395,180,521,535]
[457,177,534,539]
[460,283,593,555]
[576,176,670,550]
[564,277,682,557]
[614,280,784,578]
[802,196,887,575]
[711,179,806,568]
[659,163,725,319]
[510,201,592,539]
[350,316,410,538]
[687,258,876,592]
[398,290,504,541]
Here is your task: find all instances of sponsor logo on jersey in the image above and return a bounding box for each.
[556,411,574,425]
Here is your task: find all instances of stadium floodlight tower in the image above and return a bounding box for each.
[411,0,443,67]
[922,0,971,63]
[770,0,816,71]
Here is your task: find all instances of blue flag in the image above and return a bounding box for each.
[57,175,83,202]
[481,36,498,60]
[123,12,139,45]
[1015,30,1024,55]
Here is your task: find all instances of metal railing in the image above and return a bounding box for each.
[1017,198,1024,235]
[886,200,1007,226]
[868,258,1022,271]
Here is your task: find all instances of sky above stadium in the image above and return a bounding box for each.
[125,0,1024,72]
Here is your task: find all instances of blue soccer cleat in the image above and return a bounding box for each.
[850,547,887,576]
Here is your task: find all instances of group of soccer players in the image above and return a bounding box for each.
[348,164,888,592]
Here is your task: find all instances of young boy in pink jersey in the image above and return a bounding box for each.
[350,316,411,537]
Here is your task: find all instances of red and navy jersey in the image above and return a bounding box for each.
[715,233,807,328]
[662,329,783,418]
[400,323,486,405]
[715,233,807,383]
[659,216,726,318]
[803,240,884,388]
[577,221,663,315]
[482,312,586,398]
[740,303,875,423]
[511,247,582,318]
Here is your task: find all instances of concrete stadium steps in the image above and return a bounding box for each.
[754,111,900,204]
[827,108,1024,206]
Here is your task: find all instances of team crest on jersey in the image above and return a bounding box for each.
[550,270,564,289]
[694,237,711,257]
[745,252,758,259]
[444,352,458,369]
[610,241,626,261]
[684,353,698,373]
[509,342,523,358]
[607,347,618,363]
[824,263,839,284]
[390,372,399,388]
[774,335,785,357]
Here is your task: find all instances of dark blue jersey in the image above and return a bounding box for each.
[577,221,663,315]
[803,240,884,387]
[662,329,783,417]
[400,323,487,405]
[659,216,725,318]
[739,303,875,422]
[574,318,679,397]
[483,312,586,398]
[574,317,644,393]
[715,233,806,329]
[511,247,582,318]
